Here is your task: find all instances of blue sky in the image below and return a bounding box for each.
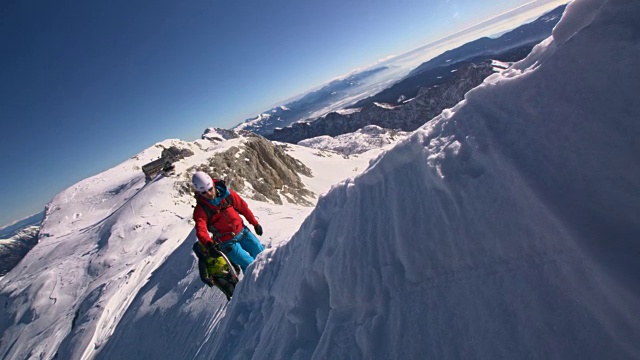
[0,0,566,227]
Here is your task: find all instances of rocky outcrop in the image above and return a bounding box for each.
[184,137,315,206]
[268,61,495,144]
[202,128,258,142]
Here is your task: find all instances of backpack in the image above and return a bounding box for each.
[192,241,238,301]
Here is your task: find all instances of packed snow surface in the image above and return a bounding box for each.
[1,0,640,358]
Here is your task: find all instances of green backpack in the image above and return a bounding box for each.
[192,242,238,301]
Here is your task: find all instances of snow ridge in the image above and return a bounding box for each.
[208,0,640,358]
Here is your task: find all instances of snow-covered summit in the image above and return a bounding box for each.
[234,108,286,131]
[201,127,251,142]
[298,125,409,156]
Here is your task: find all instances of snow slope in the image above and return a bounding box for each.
[205,0,640,358]
[0,136,385,359]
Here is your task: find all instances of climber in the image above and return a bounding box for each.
[192,171,264,273]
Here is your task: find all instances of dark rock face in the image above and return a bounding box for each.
[268,61,495,144]
[162,146,194,160]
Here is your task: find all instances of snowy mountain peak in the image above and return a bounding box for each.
[202,128,241,141]
[298,125,409,156]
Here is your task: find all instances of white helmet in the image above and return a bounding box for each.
[192,171,213,193]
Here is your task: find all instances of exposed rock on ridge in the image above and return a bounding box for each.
[202,128,257,142]
[184,136,315,206]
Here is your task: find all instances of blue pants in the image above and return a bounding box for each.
[219,227,264,272]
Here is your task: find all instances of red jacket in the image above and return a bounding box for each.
[193,189,259,246]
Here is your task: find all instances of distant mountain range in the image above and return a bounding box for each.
[267,60,497,143]
[348,44,539,109]
[234,67,389,136]
[406,4,565,78]
[0,212,42,276]
[235,5,566,140]
[0,211,43,239]
[350,4,565,107]
[266,5,565,144]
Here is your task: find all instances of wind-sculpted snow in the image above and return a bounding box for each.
[208,0,640,358]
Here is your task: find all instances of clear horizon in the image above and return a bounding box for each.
[0,0,568,227]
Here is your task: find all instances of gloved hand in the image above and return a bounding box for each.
[205,241,218,256]
[254,224,263,236]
